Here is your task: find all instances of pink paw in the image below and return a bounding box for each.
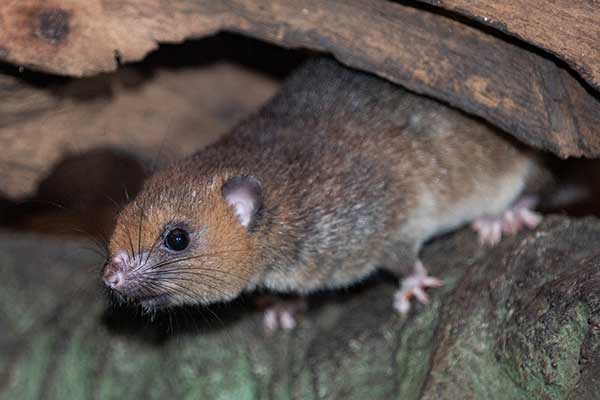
[471,196,542,246]
[394,261,443,314]
[262,299,307,333]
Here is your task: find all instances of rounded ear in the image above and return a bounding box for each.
[221,175,263,228]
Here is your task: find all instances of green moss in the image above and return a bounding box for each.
[2,220,599,400]
[95,340,164,399]
[174,346,256,400]
[510,302,590,399]
[551,304,590,393]
[2,334,54,400]
[395,301,440,399]
[47,314,100,400]
[424,308,527,400]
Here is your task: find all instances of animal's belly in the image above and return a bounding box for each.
[405,168,528,245]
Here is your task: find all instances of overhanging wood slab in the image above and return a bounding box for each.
[0,0,599,157]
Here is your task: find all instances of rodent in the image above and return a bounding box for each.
[102,58,549,315]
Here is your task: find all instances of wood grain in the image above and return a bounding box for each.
[0,0,599,156]
[417,0,600,91]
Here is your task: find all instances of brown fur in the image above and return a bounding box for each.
[104,58,549,308]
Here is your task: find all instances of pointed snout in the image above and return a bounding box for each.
[103,264,125,289]
[102,255,127,289]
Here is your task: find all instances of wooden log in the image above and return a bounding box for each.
[0,0,598,158]
[416,0,600,91]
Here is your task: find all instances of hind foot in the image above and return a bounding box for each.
[471,196,542,246]
[393,261,443,314]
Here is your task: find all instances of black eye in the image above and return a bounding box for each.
[164,228,189,251]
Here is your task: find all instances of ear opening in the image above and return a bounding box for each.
[221,175,263,228]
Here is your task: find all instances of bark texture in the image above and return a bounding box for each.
[0,1,599,157]
[1,216,599,399]
[417,0,600,90]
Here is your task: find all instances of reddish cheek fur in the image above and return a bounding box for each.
[200,197,257,289]
[108,191,257,299]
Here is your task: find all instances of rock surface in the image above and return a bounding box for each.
[0,215,598,399]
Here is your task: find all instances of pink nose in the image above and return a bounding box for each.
[103,264,125,289]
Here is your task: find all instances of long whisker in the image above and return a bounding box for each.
[149,267,247,284]
[137,199,145,264]
[147,275,231,299]
[138,277,197,301]
[124,223,137,261]
[142,215,178,267]
[105,284,126,306]
[166,306,174,335]
[125,281,160,306]
[129,215,178,275]
[74,233,108,253]
[139,273,227,304]
[141,278,207,305]
[79,245,109,259]
[143,278,224,328]
[147,269,231,287]
[145,249,248,272]
[103,193,124,212]
[68,225,104,241]
[123,185,130,203]
[14,198,68,210]
[189,301,224,329]
[143,230,162,266]
[89,234,110,254]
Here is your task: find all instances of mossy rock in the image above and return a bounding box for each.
[1,216,599,399]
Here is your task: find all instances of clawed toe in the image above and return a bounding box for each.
[472,196,542,246]
[261,298,307,333]
[393,261,443,314]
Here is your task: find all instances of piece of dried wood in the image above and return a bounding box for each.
[0,0,599,157]
[416,0,600,91]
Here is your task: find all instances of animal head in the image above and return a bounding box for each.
[102,170,263,310]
